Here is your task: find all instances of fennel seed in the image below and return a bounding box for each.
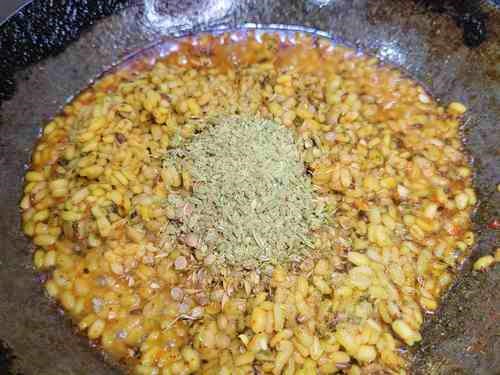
[163,116,324,268]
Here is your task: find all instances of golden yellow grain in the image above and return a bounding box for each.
[181,346,201,371]
[71,188,89,204]
[392,320,422,346]
[251,307,267,334]
[61,211,82,221]
[33,249,46,269]
[19,34,476,375]
[274,340,294,374]
[356,344,377,363]
[45,280,59,298]
[234,351,255,367]
[447,102,467,116]
[473,255,495,271]
[347,252,370,266]
[96,216,112,237]
[336,329,359,355]
[32,209,49,222]
[33,234,57,247]
[88,319,106,340]
[270,329,293,348]
[25,171,45,182]
[455,193,469,210]
[61,290,76,310]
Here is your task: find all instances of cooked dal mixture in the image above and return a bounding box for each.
[20,32,475,375]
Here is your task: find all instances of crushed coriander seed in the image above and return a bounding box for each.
[162,116,324,268]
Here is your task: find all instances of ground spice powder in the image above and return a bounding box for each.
[164,116,324,268]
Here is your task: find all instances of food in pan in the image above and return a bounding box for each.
[20,32,475,374]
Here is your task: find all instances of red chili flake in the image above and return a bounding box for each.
[488,218,500,229]
[448,224,464,236]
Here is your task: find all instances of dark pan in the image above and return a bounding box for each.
[0,1,498,374]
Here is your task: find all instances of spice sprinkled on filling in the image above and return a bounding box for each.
[21,32,476,374]
[163,116,324,268]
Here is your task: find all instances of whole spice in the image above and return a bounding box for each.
[163,116,324,268]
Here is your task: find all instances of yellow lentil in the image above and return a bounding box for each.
[20,32,476,374]
[473,255,495,271]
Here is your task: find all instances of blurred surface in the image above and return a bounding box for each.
[0,0,29,23]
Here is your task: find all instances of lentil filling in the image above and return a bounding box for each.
[20,32,475,375]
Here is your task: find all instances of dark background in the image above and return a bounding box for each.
[0,0,27,23]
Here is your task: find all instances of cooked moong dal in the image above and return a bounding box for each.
[21,32,475,375]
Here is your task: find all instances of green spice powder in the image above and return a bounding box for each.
[165,117,323,268]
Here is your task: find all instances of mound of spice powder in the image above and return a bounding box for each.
[163,116,324,268]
